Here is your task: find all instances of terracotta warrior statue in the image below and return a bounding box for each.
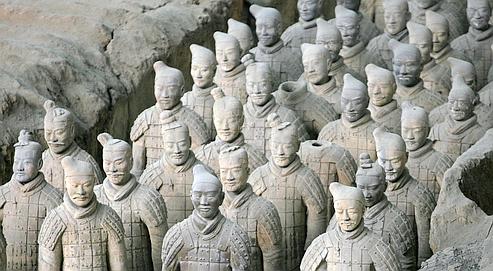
[301,182,401,271]
[42,100,103,192]
[425,10,470,65]
[243,62,309,157]
[451,0,493,89]
[275,79,338,139]
[139,113,204,228]
[409,0,467,41]
[130,61,210,177]
[299,139,357,219]
[388,39,446,112]
[366,63,402,134]
[161,164,251,270]
[281,0,324,50]
[401,102,453,201]
[334,5,384,81]
[328,0,381,45]
[195,88,267,175]
[249,5,304,89]
[213,31,248,104]
[227,18,254,58]
[94,133,168,271]
[219,146,284,271]
[318,74,378,161]
[0,130,62,270]
[300,42,343,115]
[429,76,487,161]
[366,0,411,70]
[315,18,362,88]
[249,113,327,271]
[38,157,127,270]
[373,127,436,266]
[407,21,451,98]
[356,153,417,270]
[182,44,217,138]
[430,57,493,129]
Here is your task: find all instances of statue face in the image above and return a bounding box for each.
[256,18,280,47]
[336,0,360,10]
[191,63,215,88]
[102,150,132,186]
[270,134,299,167]
[246,71,273,106]
[377,150,407,182]
[384,6,409,35]
[414,0,437,9]
[214,112,243,142]
[334,199,364,232]
[431,30,449,53]
[447,95,475,121]
[191,182,224,219]
[219,158,249,193]
[393,56,422,87]
[162,130,191,166]
[13,151,42,184]
[44,123,75,154]
[356,176,386,208]
[216,42,240,72]
[316,38,342,61]
[341,89,368,122]
[467,3,491,30]
[303,53,329,84]
[410,41,432,64]
[66,175,95,207]
[336,19,360,47]
[154,79,183,110]
[368,80,396,107]
[297,0,321,21]
[401,120,429,151]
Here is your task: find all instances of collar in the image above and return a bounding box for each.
[191,210,226,237]
[397,80,425,98]
[369,100,398,120]
[162,151,197,173]
[223,184,254,209]
[299,16,320,29]
[102,175,138,201]
[245,96,278,118]
[329,57,344,75]
[431,44,452,63]
[63,192,98,219]
[159,102,183,116]
[468,25,493,42]
[341,110,372,128]
[340,41,365,59]
[258,40,284,54]
[422,59,438,74]
[384,28,409,41]
[50,142,79,160]
[409,139,434,159]
[219,64,246,79]
[277,81,309,105]
[268,155,303,177]
[192,84,216,97]
[308,77,337,96]
[215,133,245,151]
[10,173,46,194]
[335,220,366,240]
[386,169,411,191]
[364,195,390,221]
[446,114,478,135]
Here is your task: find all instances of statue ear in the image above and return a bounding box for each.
[37,159,43,171]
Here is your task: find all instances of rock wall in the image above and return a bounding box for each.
[0,0,237,179]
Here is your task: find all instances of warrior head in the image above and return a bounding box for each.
[250,5,283,47]
[211,88,244,143]
[246,62,275,106]
[356,153,386,208]
[467,0,491,31]
[373,127,408,182]
[401,101,430,151]
[425,10,450,54]
[301,43,331,85]
[335,5,361,47]
[160,112,191,166]
[341,73,369,122]
[383,0,410,36]
[214,31,241,73]
[227,19,254,57]
[447,75,476,121]
[218,146,249,193]
[316,18,343,62]
[153,61,184,111]
[448,57,477,93]
[190,44,216,89]
[365,64,396,107]
[389,39,423,87]
[297,0,324,22]
[191,164,224,219]
[268,113,300,168]
[13,130,43,184]
[61,156,96,207]
[330,182,365,232]
[407,21,433,64]
[336,0,360,11]
[43,100,75,155]
[97,133,132,186]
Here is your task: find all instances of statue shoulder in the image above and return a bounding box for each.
[162,223,185,270]
[366,231,401,271]
[130,107,154,142]
[139,161,165,190]
[299,166,327,212]
[300,233,331,271]
[38,207,67,251]
[100,204,125,243]
[410,180,437,214]
[318,120,339,141]
[386,204,416,253]
[135,185,167,227]
[251,196,283,244]
[40,182,63,209]
[248,165,269,196]
[226,219,251,270]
